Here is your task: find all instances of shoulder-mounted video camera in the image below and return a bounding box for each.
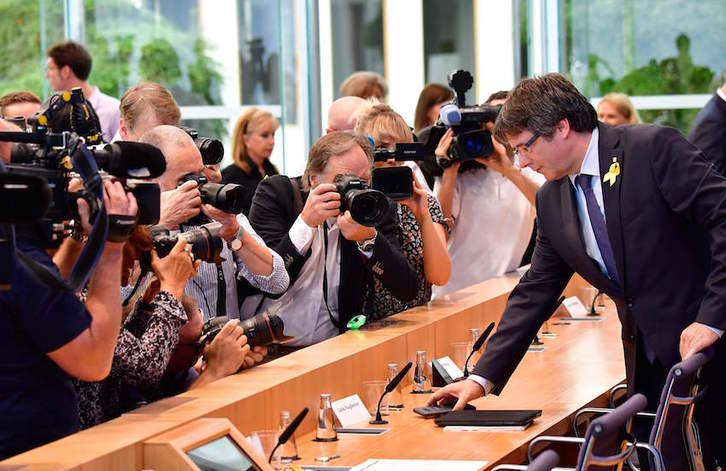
[417,70,501,170]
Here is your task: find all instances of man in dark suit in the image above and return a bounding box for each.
[248,131,419,348]
[689,76,726,174]
[429,74,726,469]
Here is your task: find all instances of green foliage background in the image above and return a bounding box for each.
[0,0,226,139]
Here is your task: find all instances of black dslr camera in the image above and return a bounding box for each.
[151,222,225,264]
[179,126,224,165]
[418,70,501,169]
[200,312,292,349]
[371,142,425,201]
[178,173,245,225]
[334,174,389,227]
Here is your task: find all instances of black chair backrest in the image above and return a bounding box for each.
[649,347,714,471]
[576,393,647,470]
[527,450,559,471]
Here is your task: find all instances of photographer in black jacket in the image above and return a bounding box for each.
[248,131,419,350]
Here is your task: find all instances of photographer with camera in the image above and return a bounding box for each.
[355,104,451,318]
[432,91,544,299]
[139,125,288,324]
[0,178,137,459]
[75,228,198,428]
[248,131,419,350]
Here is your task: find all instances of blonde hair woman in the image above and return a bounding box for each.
[355,103,451,319]
[221,108,279,215]
[597,92,640,126]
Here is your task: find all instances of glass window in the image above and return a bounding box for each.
[0,1,64,100]
[330,0,384,98]
[422,0,475,90]
[560,0,726,132]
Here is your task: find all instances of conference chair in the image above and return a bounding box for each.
[573,348,715,471]
[492,449,560,471]
[526,394,647,470]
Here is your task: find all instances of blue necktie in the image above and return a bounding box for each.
[575,174,621,286]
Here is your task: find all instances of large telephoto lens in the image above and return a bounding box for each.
[240,313,286,348]
[198,182,245,214]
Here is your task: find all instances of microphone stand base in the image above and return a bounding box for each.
[411,389,433,394]
[369,419,388,425]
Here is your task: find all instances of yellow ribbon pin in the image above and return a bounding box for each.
[603,159,620,187]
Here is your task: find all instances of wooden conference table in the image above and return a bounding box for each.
[2,271,625,470]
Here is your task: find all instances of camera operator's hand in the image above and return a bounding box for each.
[240,346,267,369]
[203,319,250,377]
[400,175,429,222]
[301,183,340,227]
[150,236,200,299]
[434,128,455,161]
[202,204,239,242]
[337,210,377,242]
[77,180,138,244]
[159,180,202,227]
[474,123,515,177]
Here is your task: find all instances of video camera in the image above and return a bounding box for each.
[334,174,389,227]
[179,126,224,165]
[418,70,501,169]
[0,88,166,247]
[371,142,425,201]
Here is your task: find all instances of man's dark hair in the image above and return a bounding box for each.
[485,90,510,104]
[48,41,92,81]
[494,73,597,143]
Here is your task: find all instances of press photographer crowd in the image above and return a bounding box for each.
[2,38,726,468]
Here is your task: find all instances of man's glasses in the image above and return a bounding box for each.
[513,132,540,158]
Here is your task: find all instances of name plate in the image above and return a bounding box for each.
[562,296,589,318]
[332,394,371,427]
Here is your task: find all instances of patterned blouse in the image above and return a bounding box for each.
[74,291,187,429]
[364,194,449,320]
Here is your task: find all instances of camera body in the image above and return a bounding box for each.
[372,166,414,201]
[179,126,224,165]
[151,222,224,264]
[334,174,389,227]
[178,173,245,225]
[200,313,291,349]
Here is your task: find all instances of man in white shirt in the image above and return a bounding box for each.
[248,131,419,348]
[433,92,544,299]
[46,41,120,142]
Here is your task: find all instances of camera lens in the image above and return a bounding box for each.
[196,137,224,165]
[240,313,285,347]
[347,189,389,227]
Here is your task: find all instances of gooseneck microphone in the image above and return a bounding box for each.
[268,407,308,464]
[463,322,495,378]
[370,361,413,425]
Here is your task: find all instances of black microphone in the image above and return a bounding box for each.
[589,290,605,316]
[91,141,167,179]
[268,407,308,464]
[0,172,52,223]
[463,322,495,378]
[370,361,413,425]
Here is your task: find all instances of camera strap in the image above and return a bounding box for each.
[322,221,343,333]
[66,139,108,291]
[216,263,226,317]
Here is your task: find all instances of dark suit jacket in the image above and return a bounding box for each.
[689,93,726,176]
[474,123,726,394]
[248,175,419,330]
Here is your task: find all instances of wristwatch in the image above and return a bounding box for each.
[356,232,377,253]
[228,225,245,252]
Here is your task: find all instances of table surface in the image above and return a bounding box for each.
[1,273,625,470]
